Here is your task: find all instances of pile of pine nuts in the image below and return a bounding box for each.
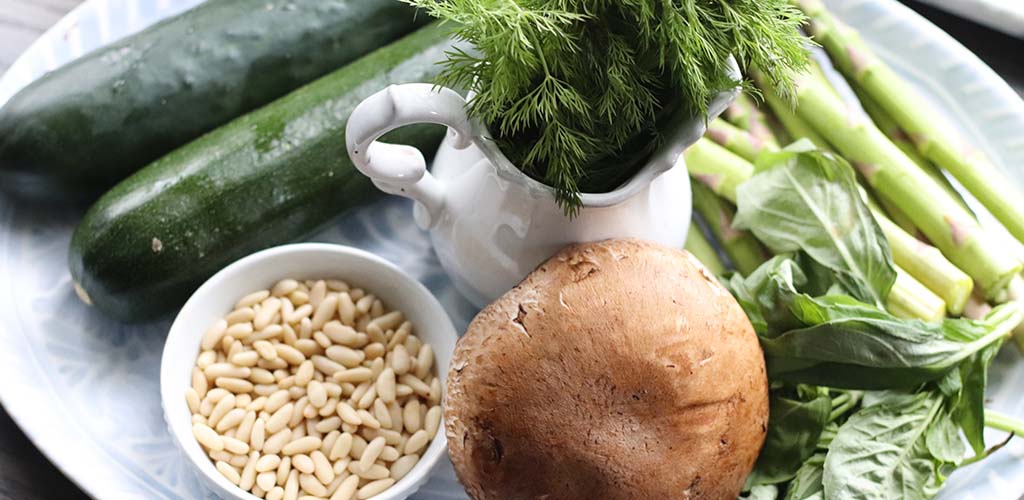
[186,279,441,500]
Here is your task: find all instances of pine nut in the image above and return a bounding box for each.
[193,423,224,451]
[403,430,429,455]
[357,479,395,499]
[313,331,332,349]
[309,281,327,307]
[197,350,218,369]
[202,319,229,351]
[399,374,430,396]
[231,350,260,367]
[226,308,255,325]
[277,456,291,486]
[325,346,364,368]
[284,469,299,500]
[299,473,327,497]
[226,322,255,340]
[356,410,380,430]
[337,402,362,426]
[316,416,342,433]
[311,450,334,484]
[185,388,201,413]
[239,451,259,490]
[217,408,247,432]
[323,322,359,346]
[282,436,322,456]
[223,435,250,455]
[251,419,267,451]
[263,428,292,455]
[292,454,315,474]
[376,368,396,404]
[403,400,421,433]
[387,322,412,350]
[373,399,392,429]
[206,363,250,379]
[276,344,306,365]
[255,454,281,473]
[312,295,338,331]
[329,432,354,461]
[428,377,442,405]
[379,445,400,462]
[216,461,241,485]
[208,394,236,428]
[295,361,315,387]
[255,297,282,330]
[254,341,279,360]
[424,405,442,438]
[267,486,285,500]
[390,345,411,376]
[237,290,270,309]
[264,389,290,413]
[334,368,372,383]
[330,475,359,500]
[257,471,277,491]
[349,435,367,459]
[272,279,299,297]
[250,368,275,386]
[308,381,327,408]
[364,343,385,360]
[390,455,418,481]
[287,304,313,324]
[217,377,254,393]
[414,345,434,379]
[358,437,386,472]
[267,403,294,434]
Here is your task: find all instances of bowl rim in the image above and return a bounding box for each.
[159,242,457,500]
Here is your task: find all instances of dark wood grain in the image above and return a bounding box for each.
[0,1,1022,500]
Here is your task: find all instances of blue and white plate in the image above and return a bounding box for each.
[2,0,1024,498]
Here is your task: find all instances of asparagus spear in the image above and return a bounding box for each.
[690,182,769,275]
[887,267,947,322]
[685,223,727,275]
[706,119,778,162]
[723,93,780,145]
[758,79,832,151]
[785,70,1021,297]
[854,88,975,216]
[875,212,973,315]
[796,0,1024,245]
[685,137,754,203]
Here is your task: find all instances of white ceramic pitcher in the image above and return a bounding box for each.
[346,76,737,308]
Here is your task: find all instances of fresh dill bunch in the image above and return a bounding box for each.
[406,0,809,215]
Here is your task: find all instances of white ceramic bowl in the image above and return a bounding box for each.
[160,243,458,500]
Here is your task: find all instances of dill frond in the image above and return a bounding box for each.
[407,0,809,215]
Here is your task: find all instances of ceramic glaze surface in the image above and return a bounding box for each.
[1,0,1024,499]
[346,82,739,307]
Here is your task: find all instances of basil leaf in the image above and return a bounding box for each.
[784,454,826,500]
[823,392,945,500]
[734,149,896,307]
[747,391,832,485]
[925,408,965,465]
[762,297,1022,390]
[953,340,1003,454]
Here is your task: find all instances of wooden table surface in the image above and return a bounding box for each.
[1,1,1023,499]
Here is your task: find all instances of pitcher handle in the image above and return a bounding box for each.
[346,83,474,229]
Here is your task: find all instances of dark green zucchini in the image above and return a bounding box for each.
[69,24,453,322]
[0,0,428,202]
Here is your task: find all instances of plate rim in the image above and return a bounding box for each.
[2,0,1024,498]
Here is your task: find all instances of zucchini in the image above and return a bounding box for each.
[0,0,428,202]
[69,24,453,322]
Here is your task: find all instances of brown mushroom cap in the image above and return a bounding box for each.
[445,239,769,500]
